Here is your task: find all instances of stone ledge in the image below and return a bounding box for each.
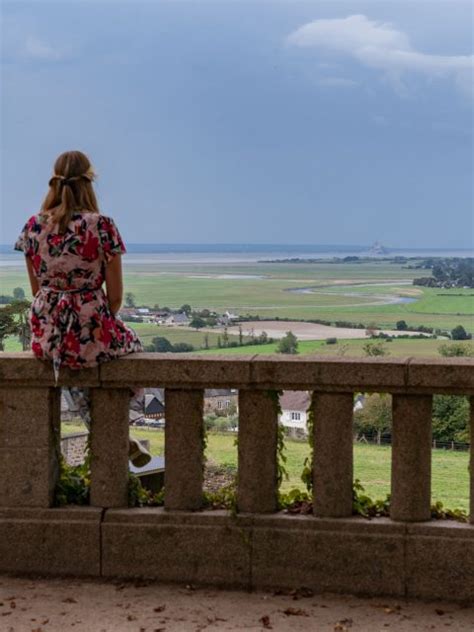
[0,507,102,576]
[102,510,252,588]
[1,353,473,394]
[0,353,100,386]
[1,508,474,602]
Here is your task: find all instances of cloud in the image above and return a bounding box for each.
[287,15,473,95]
[317,77,358,88]
[1,16,63,63]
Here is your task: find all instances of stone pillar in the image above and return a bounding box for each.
[390,394,432,522]
[312,392,353,518]
[237,390,278,513]
[470,397,474,525]
[0,386,60,507]
[164,389,204,511]
[90,387,130,508]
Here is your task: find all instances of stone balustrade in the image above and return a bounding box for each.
[1,352,473,602]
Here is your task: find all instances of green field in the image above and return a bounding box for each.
[2,259,472,334]
[3,256,473,362]
[61,423,470,512]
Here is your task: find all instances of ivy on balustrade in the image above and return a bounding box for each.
[55,401,468,523]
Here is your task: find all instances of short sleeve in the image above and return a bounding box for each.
[98,215,126,263]
[14,222,30,255]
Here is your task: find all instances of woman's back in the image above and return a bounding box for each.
[16,211,124,291]
[15,210,142,376]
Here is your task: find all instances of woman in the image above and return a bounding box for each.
[14,150,151,467]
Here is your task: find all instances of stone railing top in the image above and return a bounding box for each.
[1,352,473,394]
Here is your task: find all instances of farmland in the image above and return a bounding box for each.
[2,256,473,356]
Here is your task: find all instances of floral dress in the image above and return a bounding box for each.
[14,211,143,382]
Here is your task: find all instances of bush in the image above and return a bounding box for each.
[396,320,408,330]
[438,342,474,357]
[326,337,337,345]
[451,325,471,341]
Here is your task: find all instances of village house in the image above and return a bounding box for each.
[204,389,238,414]
[165,312,190,326]
[279,391,366,437]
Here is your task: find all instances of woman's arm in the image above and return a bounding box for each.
[105,254,123,315]
[26,257,39,297]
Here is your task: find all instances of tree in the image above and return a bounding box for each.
[0,307,16,351]
[432,395,469,443]
[396,320,408,331]
[203,333,210,350]
[217,336,222,348]
[13,287,25,300]
[222,326,229,348]
[190,316,206,330]
[451,325,471,341]
[363,341,389,356]
[150,336,173,352]
[238,325,243,346]
[11,299,31,350]
[125,292,136,308]
[277,331,298,354]
[180,304,192,316]
[354,394,392,444]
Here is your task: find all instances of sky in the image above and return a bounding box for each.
[1,0,473,249]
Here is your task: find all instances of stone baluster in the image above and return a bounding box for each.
[90,387,130,507]
[470,397,474,525]
[390,394,432,522]
[312,392,354,518]
[164,389,204,511]
[237,389,278,513]
[0,386,60,507]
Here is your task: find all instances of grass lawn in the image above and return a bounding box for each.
[62,423,470,512]
[3,260,473,333]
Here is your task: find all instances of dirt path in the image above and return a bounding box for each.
[1,576,472,631]
[214,321,427,341]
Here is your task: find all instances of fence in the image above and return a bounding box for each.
[0,353,473,602]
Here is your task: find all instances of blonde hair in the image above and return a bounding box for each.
[42,150,99,233]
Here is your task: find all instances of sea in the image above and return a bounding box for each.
[0,243,473,267]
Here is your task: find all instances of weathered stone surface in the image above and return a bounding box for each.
[100,354,252,387]
[250,356,408,391]
[0,387,59,448]
[90,387,130,508]
[165,389,204,510]
[312,392,353,518]
[0,386,60,507]
[102,509,251,587]
[237,389,278,513]
[391,395,432,522]
[471,397,474,525]
[407,358,474,394]
[251,515,405,596]
[0,507,101,576]
[0,353,100,386]
[406,522,474,603]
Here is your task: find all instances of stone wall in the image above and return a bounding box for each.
[61,432,89,466]
[1,352,473,602]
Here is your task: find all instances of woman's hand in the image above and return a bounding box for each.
[105,254,123,315]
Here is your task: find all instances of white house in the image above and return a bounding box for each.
[279,391,311,436]
[279,391,366,436]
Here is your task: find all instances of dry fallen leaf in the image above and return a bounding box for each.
[260,614,272,629]
[283,607,309,617]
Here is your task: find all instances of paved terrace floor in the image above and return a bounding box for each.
[0,577,472,632]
